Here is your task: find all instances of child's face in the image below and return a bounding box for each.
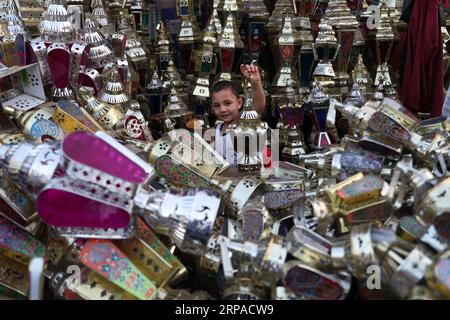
[211,88,242,124]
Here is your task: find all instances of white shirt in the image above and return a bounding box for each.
[214,122,237,164]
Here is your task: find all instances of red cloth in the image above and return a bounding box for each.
[261,146,272,168]
[400,0,444,117]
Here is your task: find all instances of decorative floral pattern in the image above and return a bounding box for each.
[136,218,180,268]
[336,175,384,201]
[155,155,209,188]
[284,266,344,300]
[0,216,46,258]
[242,210,264,242]
[368,112,411,143]
[340,153,383,173]
[125,115,144,140]
[264,190,305,210]
[80,240,157,300]
[435,257,450,290]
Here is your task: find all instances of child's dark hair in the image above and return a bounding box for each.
[210,80,240,98]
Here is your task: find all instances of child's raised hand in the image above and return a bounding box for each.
[240,63,261,83]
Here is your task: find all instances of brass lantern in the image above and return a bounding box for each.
[266,0,297,78]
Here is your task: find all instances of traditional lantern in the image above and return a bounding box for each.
[271,14,301,93]
[217,11,244,81]
[177,0,201,73]
[325,0,359,99]
[311,17,340,98]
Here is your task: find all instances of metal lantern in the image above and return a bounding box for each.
[191,15,218,119]
[155,19,172,72]
[278,80,306,163]
[18,0,43,37]
[266,0,297,37]
[91,0,115,36]
[97,68,131,109]
[39,0,76,44]
[217,11,244,81]
[311,17,340,98]
[4,0,31,41]
[368,4,397,92]
[297,0,315,92]
[230,80,262,173]
[351,54,373,99]
[116,13,150,90]
[325,0,359,99]
[81,18,116,73]
[66,0,86,30]
[217,0,244,24]
[271,14,301,91]
[306,82,333,150]
[177,0,201,74]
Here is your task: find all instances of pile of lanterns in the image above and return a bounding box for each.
[0,0,448,300]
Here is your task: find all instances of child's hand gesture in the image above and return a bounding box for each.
[240,63,261,84]
[239,62,266,115]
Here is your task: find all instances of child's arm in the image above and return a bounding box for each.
[240,64,266,115]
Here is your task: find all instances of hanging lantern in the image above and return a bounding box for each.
[271,14,301,92]
[368,4,397,93]
[97,68,131,109]
[351,54,373,99]
[155,19,172,72]
[81,18,116,73]
[297,0,315,92]
[325,0,359,99]
[217,11,244,81]
[311,16,340,98]
[191,15,218,120]
[39,0,76,44]
[177,0,201,74]
[4,0,31,41]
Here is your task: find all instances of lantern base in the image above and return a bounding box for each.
[237,154,262,173]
